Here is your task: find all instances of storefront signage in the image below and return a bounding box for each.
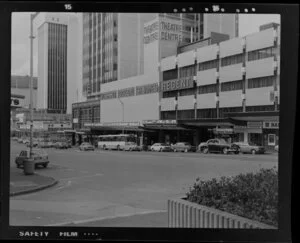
[118,87,135,98]
[161,77,194,92]
[234,125,247,133]
[263,121,279,129]
[213,128,234,134]
[101,91,117,100]
[11,97,24,108]
[72,100,100,108]
[247,121,262,129]
[136,83,159,96]
[84,122,140,127]
[142,120,177,125]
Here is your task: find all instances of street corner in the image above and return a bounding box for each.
[10,168,59,197]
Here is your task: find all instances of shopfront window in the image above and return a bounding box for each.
[248,133,263,146]
[268,134,276,146]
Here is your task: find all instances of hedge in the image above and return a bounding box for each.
[185,168,278,227]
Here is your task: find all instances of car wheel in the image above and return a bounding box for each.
[184,148,188,153]
[160,148,163,152]
[43,164,48,168]
[103,145,106,150]
[129,148,132,151]
[251,149,256,155]
[174,149,177,152]
[203,148,208,154]
[117,145,120,151]
[223,148,228,155]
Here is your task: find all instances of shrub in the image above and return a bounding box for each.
[185,167,278,227]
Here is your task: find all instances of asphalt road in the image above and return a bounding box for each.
[9,141,278,227]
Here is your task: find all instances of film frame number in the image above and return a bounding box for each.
[64,4,72,10]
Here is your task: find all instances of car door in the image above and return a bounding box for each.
[208,140,217,152]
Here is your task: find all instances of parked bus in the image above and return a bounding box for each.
[97,134,137,150]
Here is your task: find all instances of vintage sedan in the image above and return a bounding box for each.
[15,149,49,169]
[171,142,196,152]
[79,142,95,151]
[54,141,69,149]
[150,143,173,152]
[201,138,240,154]
[198,139,221,152]
[123,142,142,151]
[233,142,265,154]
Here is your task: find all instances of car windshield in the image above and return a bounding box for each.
[161,143,169,146]
[218,139,228,144]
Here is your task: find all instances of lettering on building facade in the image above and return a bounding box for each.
[136,83,159,96]
[144,18,182,44]
[101,91,117,100]
[118,87,135,98]
[161,77,194,92]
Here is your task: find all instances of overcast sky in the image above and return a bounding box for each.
[11,13,280,76]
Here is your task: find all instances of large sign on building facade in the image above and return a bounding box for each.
[161,77,194,92]
[144,17,182,44]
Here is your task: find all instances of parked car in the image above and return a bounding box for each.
[274,145,279,152]
[150,143,173,152]
[124,142,142,151]
[17,138,23,143]
[23,139,29,144]
[200,138,240,154]
[198,139,220,152]
[54,141,69,149]
[26,140,39,147]
[79,142,95,151]
[233,142,265,154]
[15,149,49,169]
[171,142,196,152]
[38,141,52,148]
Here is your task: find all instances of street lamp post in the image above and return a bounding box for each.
[29,12,39,158]
[118,98,124,134]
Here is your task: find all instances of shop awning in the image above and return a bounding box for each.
[90,126,146,132]
[226,111,279,122]
[178,118,246,128]
[143,124,192,131]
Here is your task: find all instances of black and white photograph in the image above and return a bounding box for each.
[9,11,281,229]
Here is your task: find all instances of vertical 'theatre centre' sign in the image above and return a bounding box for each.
[144,17,182,44]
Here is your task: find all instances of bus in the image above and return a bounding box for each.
[97,134,137,150]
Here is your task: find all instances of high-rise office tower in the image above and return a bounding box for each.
[37,13,82,114]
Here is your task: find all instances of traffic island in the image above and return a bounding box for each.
[10,167,58,197]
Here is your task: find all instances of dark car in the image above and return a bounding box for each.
[201,138,240,154]
[15,149,49,169]
[233,142,265,154]
[171,142,196,152]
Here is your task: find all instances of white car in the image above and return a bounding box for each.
[150,143,173,152]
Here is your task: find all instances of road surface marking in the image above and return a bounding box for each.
[54,180,72,191]
[60,173,103,181]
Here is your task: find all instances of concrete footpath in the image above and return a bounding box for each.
[10,167,58,197]
[63,211,168,227]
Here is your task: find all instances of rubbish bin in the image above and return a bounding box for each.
[23,158,35,175]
